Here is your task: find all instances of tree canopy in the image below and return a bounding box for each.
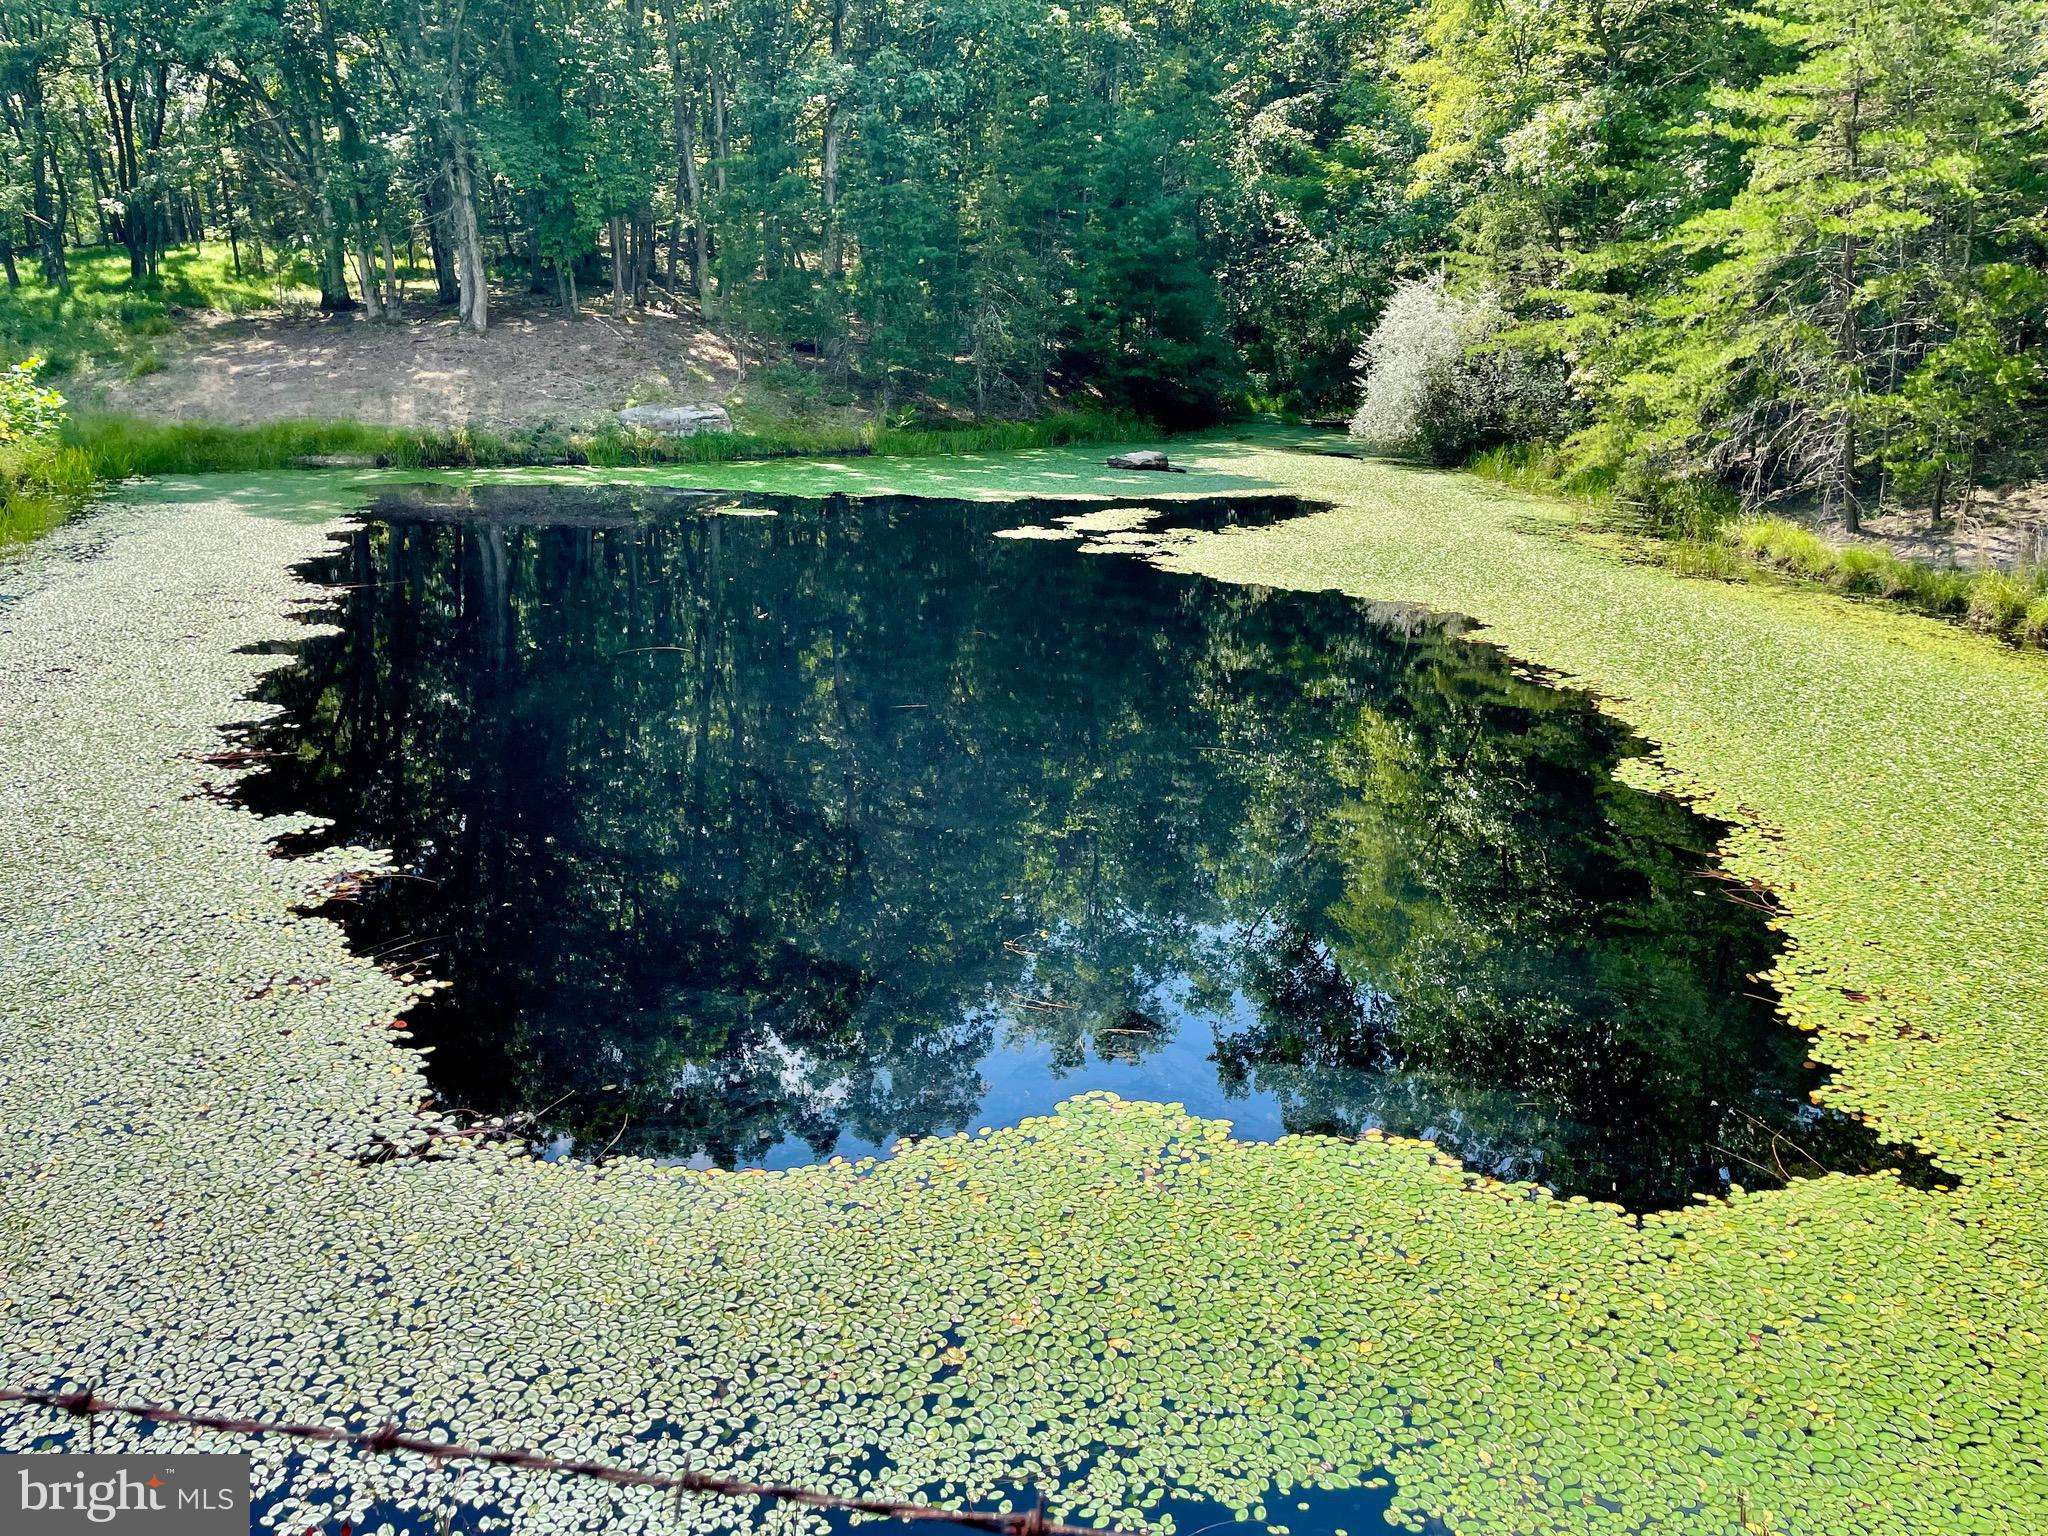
[0,0,2041,491]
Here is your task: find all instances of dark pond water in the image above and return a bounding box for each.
[236,482,1918,1210]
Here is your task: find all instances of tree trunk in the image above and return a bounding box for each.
[659,0,712,303]
[426,189,460,305]
[447,144,488,335]
[525,192,548,294]
[318,215,354,311]
[711,74,728,196]
[610,215,630,316]
[1831,81,1864,534]
[28,98,66,291]
[350,246,384,319]
[635,213,654,301]
[220,172,241,276]
[822,103,842,282]
[821,0,845,319]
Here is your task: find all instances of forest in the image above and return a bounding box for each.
[1,0,2045,519]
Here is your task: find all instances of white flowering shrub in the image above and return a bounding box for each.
[1349,277,1562,464]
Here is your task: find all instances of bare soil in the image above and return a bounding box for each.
[92,291,753,433]
[1817,486,2048,571]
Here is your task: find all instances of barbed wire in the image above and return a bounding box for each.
[1,1386,1123,1536]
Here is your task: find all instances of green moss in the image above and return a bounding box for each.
[2,431,2045,1536]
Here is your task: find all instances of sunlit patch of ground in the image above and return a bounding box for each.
[89,292,753,433]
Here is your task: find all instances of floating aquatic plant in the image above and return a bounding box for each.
[0,436,2043,1536]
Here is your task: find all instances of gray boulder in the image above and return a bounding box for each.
[618,403,734,436]
[1105,449,1186,473]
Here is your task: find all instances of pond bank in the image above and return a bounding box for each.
[1,434,2042,1536]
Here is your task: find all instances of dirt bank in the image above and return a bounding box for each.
[91,292,752,433]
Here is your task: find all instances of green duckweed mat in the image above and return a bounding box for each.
[1,431,2041,1536]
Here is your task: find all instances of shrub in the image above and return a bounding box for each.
[0,355,66,445]
[0,359,91,548]
[1348,276,1565,466]
[1614,460,1738,538]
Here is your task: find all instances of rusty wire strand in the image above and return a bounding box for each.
[0,1386,1123,1536]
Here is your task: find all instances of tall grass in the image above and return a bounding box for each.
[0,438,96,548]
[66,417,530,477]
[1725,514,2048,650]
[67,406,1155,479]
[1468,441,1738,537]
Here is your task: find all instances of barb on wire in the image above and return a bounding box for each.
[1,1387,1120,1536]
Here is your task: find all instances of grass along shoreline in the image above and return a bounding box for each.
[22,405,2048,663]
[1468,443,2048,653]
[0,407,1165,551]
[1713,515,2048,647]
[66,406,1162,476]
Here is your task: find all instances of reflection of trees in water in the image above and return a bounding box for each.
[240,490,1904,1207]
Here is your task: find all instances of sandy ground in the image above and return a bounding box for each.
[92,291,751,432]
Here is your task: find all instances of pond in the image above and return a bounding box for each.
[234,482,1917,1211]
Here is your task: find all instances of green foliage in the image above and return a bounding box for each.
[1221,0,1447,412]
[0,353,63,443]
[1375,0,2048,520]
[0,351,89,546]
[1544,0,2044,517]
[0,0,2040,494]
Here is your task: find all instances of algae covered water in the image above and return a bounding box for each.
[237,483,1911,1209]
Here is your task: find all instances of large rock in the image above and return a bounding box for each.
[1105,449,1186,473]
[618,402,733,436]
